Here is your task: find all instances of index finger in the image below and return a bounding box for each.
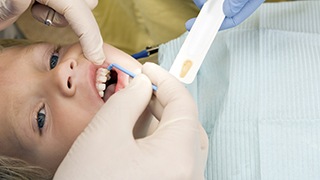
[37,0,105,64]
[142,63,198,125]
[142,63,207,171]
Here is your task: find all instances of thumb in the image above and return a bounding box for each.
[90,74,153,142]
[193,0,206,9]
[223,0,248,17]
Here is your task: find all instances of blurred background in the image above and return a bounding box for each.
[2,0,287,62]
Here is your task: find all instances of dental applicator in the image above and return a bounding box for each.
[169,0,225,84]
[106,63,158,91]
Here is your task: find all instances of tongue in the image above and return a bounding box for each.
[103,84,116,102]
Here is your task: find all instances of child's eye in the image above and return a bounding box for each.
[37,107,46,131]
[50,52,59,70]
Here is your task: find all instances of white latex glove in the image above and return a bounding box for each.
[0,0,105,65]
[53,63,208,180]
[0,0,31,30]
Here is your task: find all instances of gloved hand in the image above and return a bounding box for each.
[0,0,105,65]
[0,0,30,30]
[186,0,265,31]
[53,63,208,180]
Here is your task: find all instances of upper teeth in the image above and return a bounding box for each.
[96,68,111,97]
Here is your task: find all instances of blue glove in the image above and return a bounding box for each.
[186,0,265,31]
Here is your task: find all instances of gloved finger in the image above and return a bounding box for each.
[36,0,105,65]
[0,0,32,30]
[142,63,208,174]
[193,0,206,9]
[142,64,208,178]
[148,95,164,120]
[220,0,264,30]
[185,17,196,31]
[142,63,201,160]
[31,3,68,27]
[82,0,98,10]
[223,0,248,17]
[198,123,209,169]
[142,62,198,128]
[0,0,31,17]
[91,74,153,142]
[185,0,206,31]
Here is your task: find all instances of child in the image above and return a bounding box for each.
[3,1,320,179]
[0,37,208,179]
[0,40,160,177]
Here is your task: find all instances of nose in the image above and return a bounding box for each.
[53,59,77,97]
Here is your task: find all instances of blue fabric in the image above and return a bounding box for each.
[159,2,320,179]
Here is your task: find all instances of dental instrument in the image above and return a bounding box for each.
[106,63,158,91]
[131,46,159,59]
[44,8,56,26]
[169,0,225,84]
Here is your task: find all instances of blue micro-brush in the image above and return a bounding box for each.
[106,63,158,91]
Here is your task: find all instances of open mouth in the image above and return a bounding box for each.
[96,67,118,102]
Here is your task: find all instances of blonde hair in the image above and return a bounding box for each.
[0,39,33,52]
[0,156,53,180]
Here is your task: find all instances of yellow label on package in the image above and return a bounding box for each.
[169,0,225,84]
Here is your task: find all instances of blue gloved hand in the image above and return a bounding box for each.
[186,0,265,31]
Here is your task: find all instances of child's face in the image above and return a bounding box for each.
[0,42,141,172]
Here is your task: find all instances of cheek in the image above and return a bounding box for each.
[35,107,95,172]
[52,103,97,144]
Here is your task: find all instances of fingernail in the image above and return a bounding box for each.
[92,59,104,65]
[91,56,105,65]
[89,50,106,65]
